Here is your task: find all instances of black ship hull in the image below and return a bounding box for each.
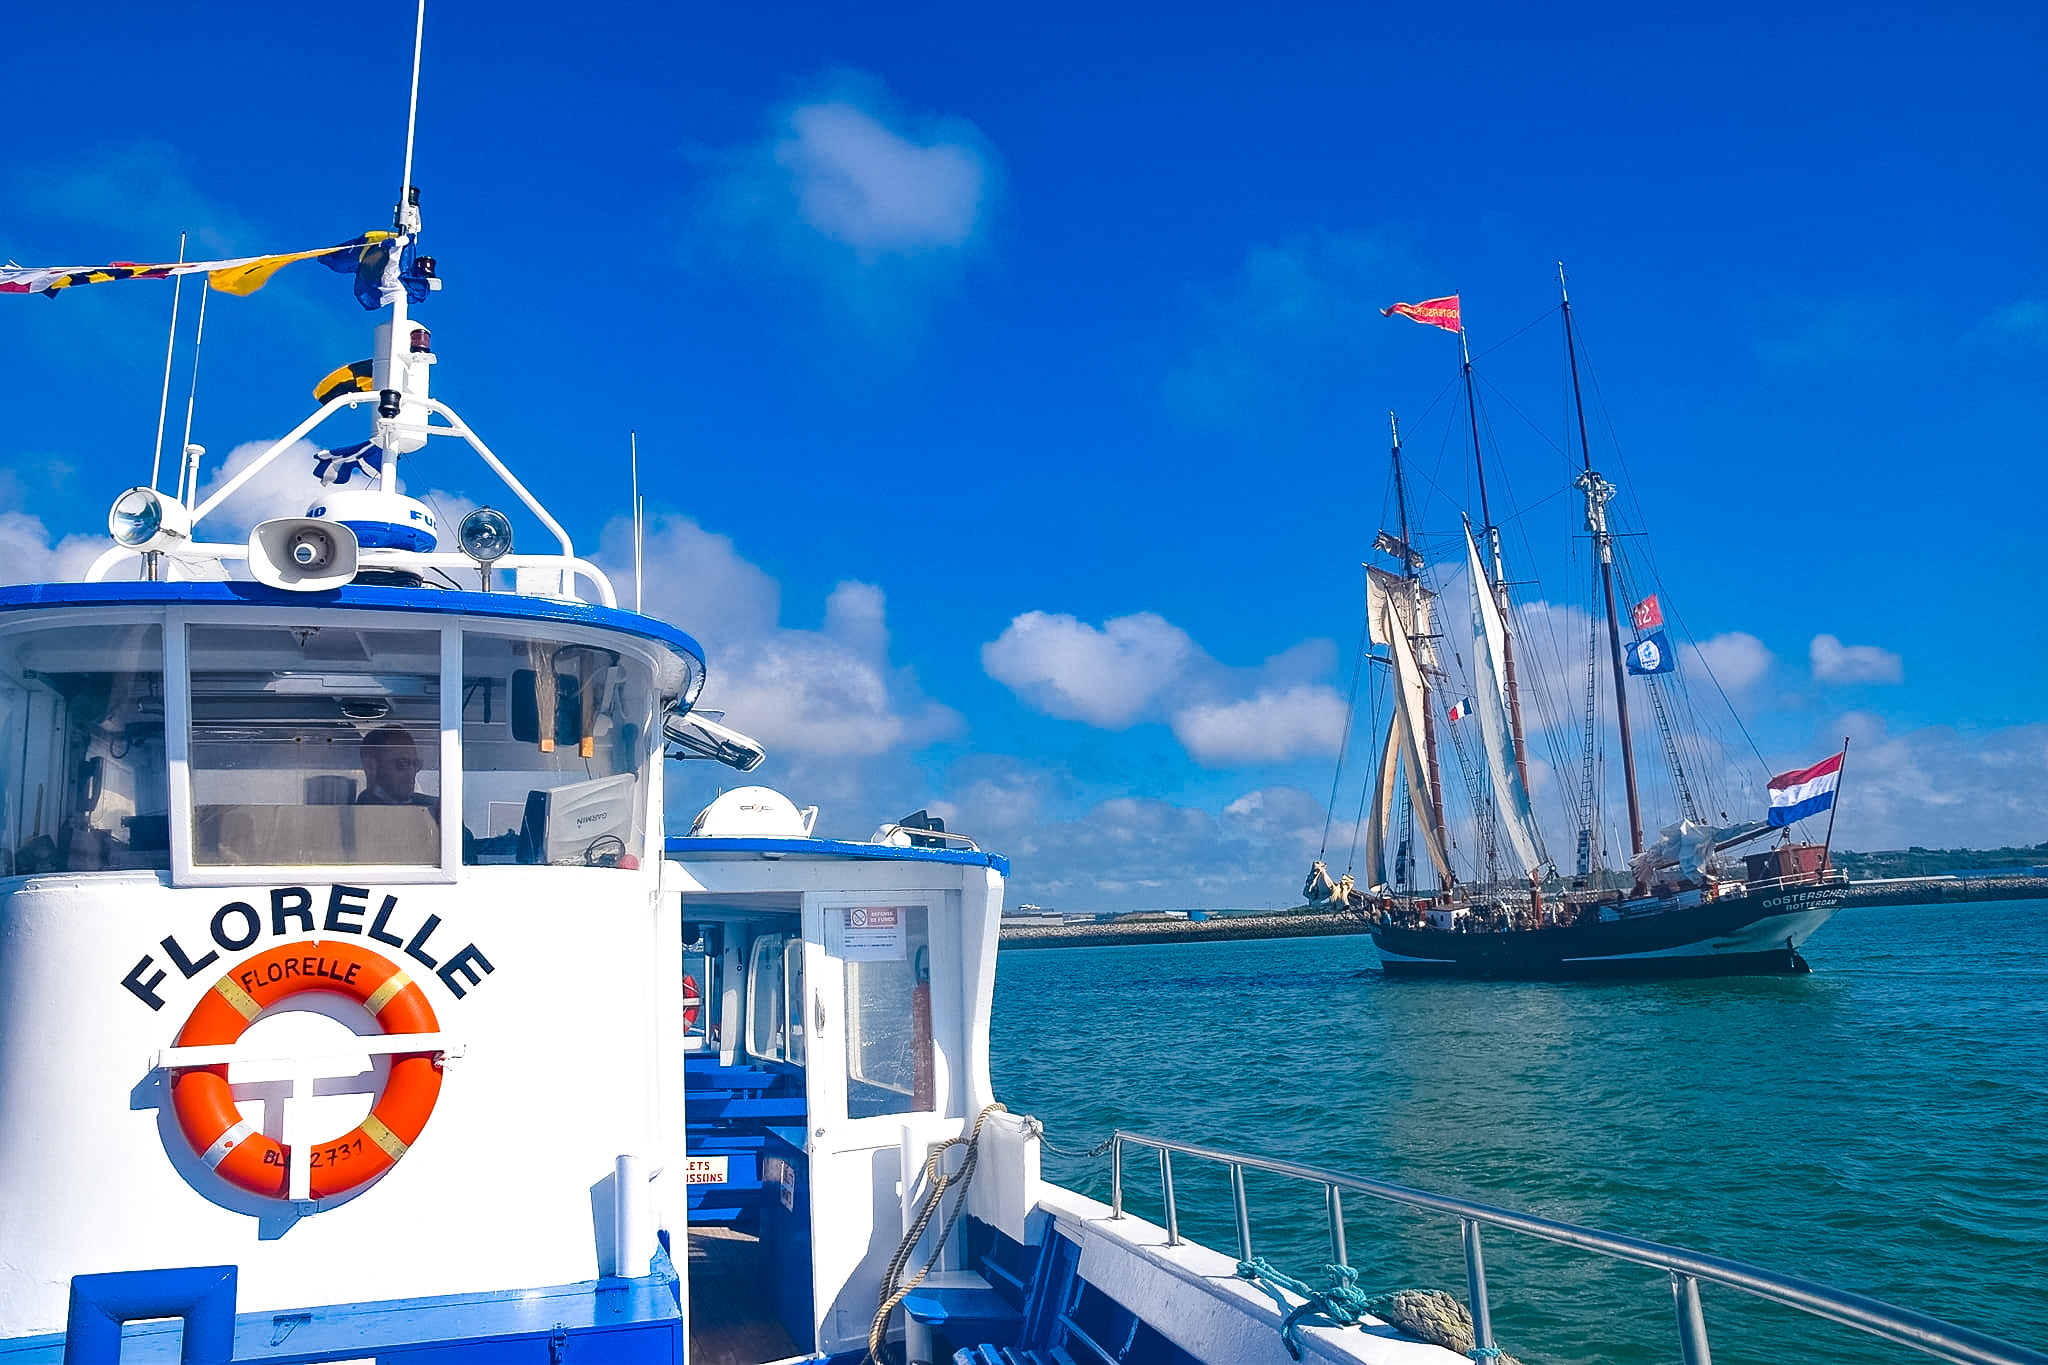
[1371,881,1847,980]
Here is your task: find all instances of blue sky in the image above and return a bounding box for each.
[3,0,2043,907]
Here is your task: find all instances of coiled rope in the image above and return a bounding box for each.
[1234,1259,1522,1364]
[863,1102,1008,1365]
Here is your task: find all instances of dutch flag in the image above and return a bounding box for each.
[1767,751,1844,828]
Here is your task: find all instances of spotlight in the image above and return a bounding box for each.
[107,487,191,551]
[458,507,514,563]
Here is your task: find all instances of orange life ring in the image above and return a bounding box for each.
[681,973,702,1029]
[169,942,443,1200]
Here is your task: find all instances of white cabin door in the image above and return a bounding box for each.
[799,893,951,1357]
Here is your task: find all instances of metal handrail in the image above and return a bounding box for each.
[1108,1131,2045,1365]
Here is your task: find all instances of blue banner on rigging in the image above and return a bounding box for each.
[1625,630,1676,675]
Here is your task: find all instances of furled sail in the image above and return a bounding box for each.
[1361,582,1453,889]
[1359,708,1400,888]
[1462,521,1546,878]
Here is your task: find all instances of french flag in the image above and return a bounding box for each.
[1767,752,1844,828]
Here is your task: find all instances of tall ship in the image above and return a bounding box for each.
[2,21,2036,1365]
[1306,284,1850,979]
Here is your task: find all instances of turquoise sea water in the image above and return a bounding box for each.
[988,899,2048,1365]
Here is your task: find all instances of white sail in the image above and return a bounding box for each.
[1462,520,1545,878]
[1381,587,1454,887]
[1359,707,1400,888]
[1365,566,1435,664]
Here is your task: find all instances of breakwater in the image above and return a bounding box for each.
[998,875,2048,949]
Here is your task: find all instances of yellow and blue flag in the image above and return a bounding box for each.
[314,360,377,404]
[1,231,405,300]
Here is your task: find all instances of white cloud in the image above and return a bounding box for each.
[982,611,1194,728]
[777,102,985,256]
[191,438,337,534]
[413,488,479,552]
[609,512,781,650]
[1687,631,1773,690]
[706,626,955,758]
[983,608,1348,767]
[695,74,999,337]
[926,764,1048,840]
[1816,714,2048,851]
[1170,686,1348,767]
[0,510,108,585]
[598,513,956,762]
[822,580,889,660]
[1810,633,1903,684]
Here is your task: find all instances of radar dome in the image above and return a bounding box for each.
[688,787,818,838]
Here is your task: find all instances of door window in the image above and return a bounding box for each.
[830,905,933,1119]
[745,933,806,1065]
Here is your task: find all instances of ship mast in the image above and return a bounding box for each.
[1562,265,1645,860]
[1460,326,1534,802]
[1389,417,1450,873]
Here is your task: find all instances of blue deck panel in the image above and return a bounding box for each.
[0,1275,681,1365]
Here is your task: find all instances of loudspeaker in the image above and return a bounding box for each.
[248,518,360,591]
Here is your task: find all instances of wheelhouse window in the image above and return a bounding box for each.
[186,624,441,867]
[0,624,168,876]
[460,631,654,867]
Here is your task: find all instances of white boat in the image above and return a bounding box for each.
[1,25,2039,1365]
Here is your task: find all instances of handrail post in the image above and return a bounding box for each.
[1462,1219,1496,1354]
[1160,1149,1180,1247]
[1110,1134,1124,1220]
[1672,1272,1713,1365]
[1327,1184,1348,1266]
[1232,1164,1254,1263]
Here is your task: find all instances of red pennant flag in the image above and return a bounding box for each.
[1631,594,1664,632]
[1381,294,1461,333]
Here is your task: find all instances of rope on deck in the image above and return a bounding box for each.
[1234,1261,1523,1364]
[864,1102,1008,1365]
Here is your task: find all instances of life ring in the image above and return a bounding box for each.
[682,973,702,1029]
[169,942,443,1200]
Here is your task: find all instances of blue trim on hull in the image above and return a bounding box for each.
[669,836,1010,876]
[0,582,705,675]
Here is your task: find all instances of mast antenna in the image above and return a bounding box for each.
[631,431,644,613]
[175,282,211,504]
[398,0,426,230]
[150,232,186,492]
